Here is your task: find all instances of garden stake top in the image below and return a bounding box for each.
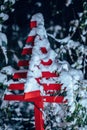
[4,13,67,130]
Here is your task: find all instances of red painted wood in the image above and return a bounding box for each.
[4,95,24,101]
[13,71,58,79]
[4,17,67,130]
[22,48,32,55]
[24,90,40,100]
[4,95,66,103]
[30,21,37,29]
[18,59,52,67]
[40,47,47,54]
[8,83,62,92]
[34,101,44,130]
[18,60,29,66]
[43,83,62,91]
[42,72,58,78]
[43,96,66,103]
[8,83,24,90]
[41,59,52,66]
[13,72,27,79]
[4,94,42,102]
[26,36,35,43]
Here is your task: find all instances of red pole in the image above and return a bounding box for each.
[34,101,44,130]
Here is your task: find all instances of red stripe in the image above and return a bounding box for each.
[26,36,35,43]
[30,21,37,29]
[40,47,47,54]
[24,90,40,100]
[43,83,62,91]
[4,95,42,102]
[43,96,66,103]
[18,60,29,66]
[13,71,58,79]
[4,95,24,101]
[41,59,52,66]
[22,48,32,55]
[42,72,58,78]
[4,95,67,103]
[8,83,24,90]
[13,72,27,79]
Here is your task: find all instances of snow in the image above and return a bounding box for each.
[24,44,32,49]
[58,66,84,113]
[0,24,2,31]
[36,25,47,39]
[27,66,42,78]
[9,0,16,5]
[0,31,8,63]
[0,32,7,45]
[24,77,40,92]
[0,12,9,21]
[0,73,7,83]
[66,40,80,49]
[18,40,23,48]
[2,46,8,64]
[4,0,16,4]
[78,13,83,18]
[40,62,58,72]
[13,54,19,63]
[65,0,72,7]
[85,19,87,24]
[34,38,50,49]
[28,28,36,36]
[1,5,6,11]
[2,11,87,129]
[31,13,44,26]
[69,69,83,81]
[79,99,87,108]
[24,13,58,93]
[35,2,42,7]
[1,66,15,75]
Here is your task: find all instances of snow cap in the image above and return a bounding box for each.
[31,13,44,25]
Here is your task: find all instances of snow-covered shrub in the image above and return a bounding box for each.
[0,0,16,65]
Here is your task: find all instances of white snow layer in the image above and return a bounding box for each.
[0,73,7,83]
[0,12,9,21]
[65,0,72,7]
[0,32,7,46]
[31,13,44,26]
[58,68,83,113]
[28,25,47,39]
[1,66,15,75]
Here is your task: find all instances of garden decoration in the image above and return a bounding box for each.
[4,13,67,130]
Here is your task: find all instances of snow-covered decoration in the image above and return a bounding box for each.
[24,13,59,97]
[3,6,87,129]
